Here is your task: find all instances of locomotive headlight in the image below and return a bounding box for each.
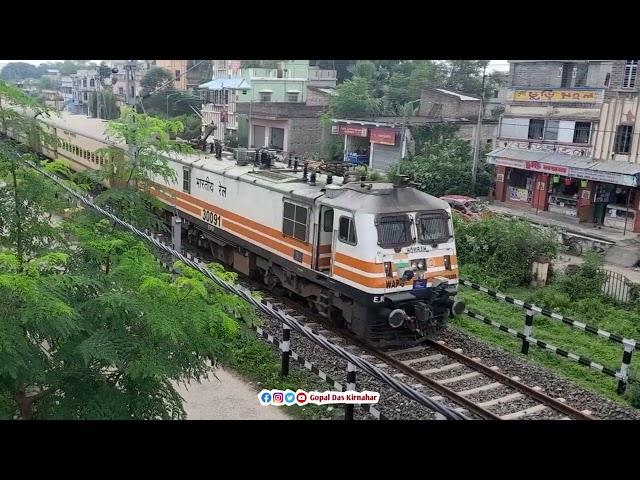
[410,259,426,270]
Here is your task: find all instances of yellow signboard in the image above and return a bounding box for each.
[513,89,600,103]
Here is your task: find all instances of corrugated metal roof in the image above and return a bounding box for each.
[435,88,479,101]
[199,77,252,91]
[487,147,640,175]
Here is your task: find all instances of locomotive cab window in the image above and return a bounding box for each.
[338,216,357,245]
[376,214,413,249]
[417,210,451,245]
[283,201,308,242]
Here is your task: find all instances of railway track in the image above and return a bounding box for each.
[164,237,595,420]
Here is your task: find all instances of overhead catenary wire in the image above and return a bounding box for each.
[23,156,469,421]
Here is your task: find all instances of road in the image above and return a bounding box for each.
[174,367,292,420]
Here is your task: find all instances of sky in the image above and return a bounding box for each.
[0,60,511,71]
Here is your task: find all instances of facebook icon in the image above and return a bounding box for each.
[260,392,271,403]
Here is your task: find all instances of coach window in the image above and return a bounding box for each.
[283,201,308,242]
[338,216,357,245]
[183,168,191,193]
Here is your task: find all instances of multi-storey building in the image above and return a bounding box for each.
[487,60,640,233]
[71,69,98,115]
[155,60,212,91]
[199,60,337,152]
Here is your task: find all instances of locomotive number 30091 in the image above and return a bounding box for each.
[202,209,222,227]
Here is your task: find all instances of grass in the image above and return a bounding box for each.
[221,325,344,420]
[454,281,640,408]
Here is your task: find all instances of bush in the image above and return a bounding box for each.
[454,214,557,288]
[554,252,606,301]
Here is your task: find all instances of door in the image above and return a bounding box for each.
[315,207,334,272]
[252,125,266,148]
[270,127,285,150]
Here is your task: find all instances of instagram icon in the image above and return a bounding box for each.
[272,391,284,405]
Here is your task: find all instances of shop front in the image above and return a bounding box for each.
[331,119,407,171]
[488,147,640,233]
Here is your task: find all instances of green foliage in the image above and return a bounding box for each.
[625,383,640,408]
[172,114,202,140]
[555,252,607,301]
[391,133,493,197]
[89,90,119,120]
[329,77,382,118]
[140,67,174,94]
[455,215,557,288]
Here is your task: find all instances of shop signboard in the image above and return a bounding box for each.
[512,89,602,103]
[491,156,638,187]
[338,125,368,137]
[370,128,396,145]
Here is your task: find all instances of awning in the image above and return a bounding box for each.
[286,89,301,93]
[199,77,251,91]
[259,89,273,93]
[487,147,640,187]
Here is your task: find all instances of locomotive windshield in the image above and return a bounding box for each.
[376,214,413,248]
[417,210,451,244]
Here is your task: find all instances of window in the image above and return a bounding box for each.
[89,78,95,87]
[375,214,413,249]
[175,70,181,81]
[528,119,545,140]
[323,209,334,232]
[118,87,124,95]
[130,85,135,97]
[338,216,357,245]
[573,122,591,144]
[614,125,634,154]
[83,79,87,88]
[183,168,191,193]
[282,201,308,242]
[623,60,638,88]
[83,92,88,101]
[560,63,574,88]
[90,152,95,163]
[574,63,588,87]
[493,89,499,98]
[287,92,299,103]
[259,92,272,102]
[604,73,611,87]
[417,211,450,245]
[544,120,559,141]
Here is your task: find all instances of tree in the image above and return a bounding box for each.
[92,107,193,231]
[391,126,494,197]
[140,67,174,94]
[329,77,382,119]
[0,62,43,81]
[0,80,254,420]
[89,90,119,120]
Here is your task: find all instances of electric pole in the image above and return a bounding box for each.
[471,63,487,193]
[124,60,138,187]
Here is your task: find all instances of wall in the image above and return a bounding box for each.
[288,116,324,155]
[512,62,562,88]
[419,89,480,118]
[607,60,640,100]
[593,96,640,163]
[155,60,188,90]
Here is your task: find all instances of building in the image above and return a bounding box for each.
[200,60,337,151]
[155,60,211,91]
[60,76,73,110]
[487,60,640,233]
[71,69,98,115]
[331,87,498,171]
[109,60,147,107]
[484,72,509,119]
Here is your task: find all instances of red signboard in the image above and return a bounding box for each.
[523,160,569,175]
[370,128,396,146]
[338,125,368,137]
